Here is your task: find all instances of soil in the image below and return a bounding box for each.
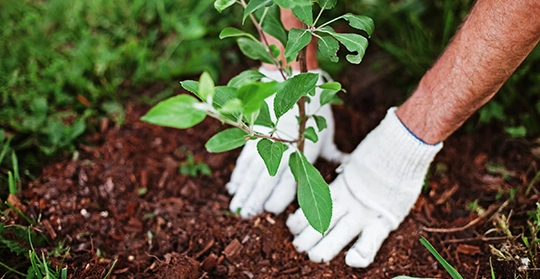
[5,57,540,278]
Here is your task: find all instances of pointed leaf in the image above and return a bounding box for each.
[320,89,343,106]
[237,38,274,64]
[319,26,368,64]
[291,5,313,25]
[274,73,318,119]
[257,139,287,176]
[141,95,206,129]
[304,126,318,143]
[259,5,288,46]
[272,0,311,9]
[254,102,274,128]
[214,0,236,12]
[219,98,243,114]
[317,34,339,62]
[284,28,312,62]
[227,70,266,88]
[332,32,368,64]
[205,128,250,153]
[214,86,238,108]
[237,81,279,114]
[342,13,374,37]
[318,81,341,91]
[243,0,273,24]
[316,0,336,9]
[199,72,215,102]
[289,151,332,234]
[312,115,327,132]
[219,27,258,41]
[180,80,199,95]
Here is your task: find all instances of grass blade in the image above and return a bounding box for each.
[419,237,463,279]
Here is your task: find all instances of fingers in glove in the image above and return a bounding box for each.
[286,208,309,235]
[306,213,371,263]
[263,170,297,214]
[229,159,266,214]
[345,216,393,268]
[239,167,288,218]
[291,204,350,253]
[286,176,347,235]
[227,143,259,194]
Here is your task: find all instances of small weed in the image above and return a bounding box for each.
[486,162,515,181]
[179,152,212,177]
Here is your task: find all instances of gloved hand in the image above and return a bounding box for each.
[226,67,346,218]
[286,107,443,267]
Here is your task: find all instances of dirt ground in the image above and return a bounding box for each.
[5,58,540,278]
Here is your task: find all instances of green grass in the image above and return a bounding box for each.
[0,0,241,187]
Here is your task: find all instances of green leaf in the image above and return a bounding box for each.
[316,0,337,9]
[219,27,258,41]
[243,0,273,24]
[214,0,236,12]
[180,80,199,95]
[214,86,238,108]
[334,33,368,64]
[320,89,343,106]
[237,81,279,115]
[259,5,288,46]
[254,102,274,128]
[227,70,266,88]
[505,126,527,138]
[274,73,318,119]
[304,126,318,143]
[289,151,332,234]
[312,115,327,132]
[269,44,281,60]
[219,98,243,114]
[291,4,313,25]
[205,128,249,153]
[284,28,312,62]
[320,27,368,64]
[237,38,274,64]
[420,237,464,279]
[317,34,339,63]
[256,139,287,176]
[318,81,341,91]
[141,95,206,129]
[199,72,215,102]
[342,14,374,37]
[272,0,311,9]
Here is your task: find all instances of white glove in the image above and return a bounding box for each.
[226,67,346,218]
[287,107,443,267]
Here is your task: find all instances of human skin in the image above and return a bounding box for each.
[396,0,540,144]
[262,9,319,70]
[264,1,540,143]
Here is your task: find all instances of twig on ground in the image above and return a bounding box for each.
[423,200,509,233]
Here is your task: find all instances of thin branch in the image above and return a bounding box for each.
[422,201,508,233]
[239,0,287,80]
[296,22,309,153]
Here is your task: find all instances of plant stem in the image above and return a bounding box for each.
[296,23,309,153]
[240,0,287,80]
[0,261,26,277]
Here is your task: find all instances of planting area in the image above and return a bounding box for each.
[4,63,540,278]
[2,0,540,278]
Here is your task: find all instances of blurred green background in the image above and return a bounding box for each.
[1,0,539,192]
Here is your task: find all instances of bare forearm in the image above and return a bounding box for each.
[397,0,540,144]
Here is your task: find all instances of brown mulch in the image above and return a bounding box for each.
[9,99,538,278]
[5,56,540,278]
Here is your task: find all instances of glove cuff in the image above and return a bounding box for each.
[343,107,443,229]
